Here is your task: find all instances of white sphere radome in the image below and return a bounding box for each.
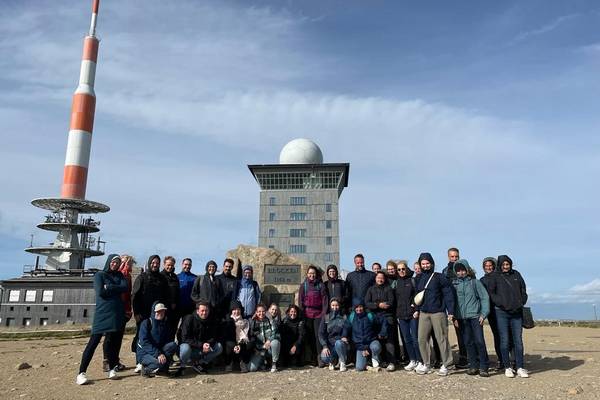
[279,138,323,164]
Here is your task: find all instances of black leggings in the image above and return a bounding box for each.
[103,326,125,363]
[79,332,120,374]
[304,316,323,366]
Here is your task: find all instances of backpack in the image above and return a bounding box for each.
[348,311,374,324]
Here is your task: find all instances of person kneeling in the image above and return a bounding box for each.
[343,301,387,372]
[136,302,179,377]
[177,302,223,374]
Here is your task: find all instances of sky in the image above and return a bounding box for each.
[1,0,599,320]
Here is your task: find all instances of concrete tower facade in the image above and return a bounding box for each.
[249,139,349,268]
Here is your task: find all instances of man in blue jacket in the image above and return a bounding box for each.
[178,258,197,317]
[136,302,179,377]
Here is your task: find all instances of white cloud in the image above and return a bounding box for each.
[508,14,580,46]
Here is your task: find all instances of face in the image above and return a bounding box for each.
[223,262,233,275]
[269,305,278,316]
[150,257,160,272]
[420,259,432,271]
[398,265,408,276]
[182,259,192,273]
[354,256,365,270]
[501,261,511,272]
[109,258,121,271]
[372,263,381,273]
[375,273,385,285]
[448,250,459,263]
[456,269,467,278]
[386,265,397,276]
[288,307,298,319]
[164,259,175,273]
[307,268,316,281]
[155,310,166,320]
[207,264,217,275]
[414,263,421,274]
[483,261,495,274]
[231,308,241,318]
[255,306,266,320]
[197,305,209,319]
[355,305,364,314]
[243,269,253,279]
[327,268,337,280]
[330,301,340,312]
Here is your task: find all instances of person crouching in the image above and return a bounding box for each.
[343,301,387,372]
[136,302,179,377]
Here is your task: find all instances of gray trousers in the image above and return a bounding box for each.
[418,312,453,367]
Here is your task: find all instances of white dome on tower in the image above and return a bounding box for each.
[279,138,323,164]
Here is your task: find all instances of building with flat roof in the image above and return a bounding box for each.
[248,139,349,268]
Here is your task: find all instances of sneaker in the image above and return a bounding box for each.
[366,365,381,372]
[328,363,335,371]
[415,363,430,375]
[240,361,249,373]
[437,365,449,376]
[270,364,278,373]
[404,360,418,371]
[114,362,126,372]
[386,363,396,372]
[479,369,490,377]
[466,368,479,376]
[192,364,206,374]
[372,359,380,368]
[141,368,156,378]
[517,368,529,378]
[339,362,347,372]
[102,359,110,372]
[134,363,143,373]
[108,368,118,380]
[505,368,515,378]
[76,372,88,385]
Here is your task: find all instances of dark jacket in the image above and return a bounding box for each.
[178,270,197,314]
[92,254,128,335]
[343,311,388,351]
[318,311,345,348]
[132,255,169,319]
[191,261,222,312]
[325,265,347,309]
[216,273,240,315]
[487,255,528,313]
[178,312,218,349]
[281,315,305,350]
[414,253,455,315]
[161,269,180,311]
[365,282,395,321]
[136,301,174,359]
[346,268,376,306]
[395,270,416,320]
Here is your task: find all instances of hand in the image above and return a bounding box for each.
[158,354,167,364]
[447,314,454,322]
[413,311,419,319]
[202,343,211,353]
[263,340,271,350]
[453,319,459,328]
[290,345,297,355]
[479,316,485,326]
[378,302,389,309]
[233,345,241,354]
[322,348,331,357]
[362,350,370,357]
[341,337,348,344]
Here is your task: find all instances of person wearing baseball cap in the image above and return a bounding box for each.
[136,301,179,377]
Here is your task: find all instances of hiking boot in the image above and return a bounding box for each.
[466,368,479,376]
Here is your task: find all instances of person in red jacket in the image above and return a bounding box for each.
[299,266,328,366]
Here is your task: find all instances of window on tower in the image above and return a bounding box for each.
[289,244,307,254]
[269,212,276,221]
[289,197,306,205]
[290,212,307,221]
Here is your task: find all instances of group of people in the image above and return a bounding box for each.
[75,248,530,385]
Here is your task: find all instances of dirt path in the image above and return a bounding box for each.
[1,326,598,400]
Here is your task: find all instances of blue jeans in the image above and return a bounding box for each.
[320,340,348,365]
[355,340,381,371]
[249,339,281,372]
[398,318,421,363]
[140,342,179,371]
[495,307,524,369]
[179,342,223,367]
[459,318,489,370]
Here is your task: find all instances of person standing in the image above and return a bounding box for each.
[442,247,468,368]
[216,258,240,321]
[132,255,169,372]
[346,254,376,309]
[487,255,529,378]
[191,260,222,316]
[452,259,491,377]
[76,254,128,385]
[162,256,180,339]
[414,252,455,376]
[177,258,197,317]
[238,265,261,319]
[299,266,328,367]
[324,264,347,312]
[480,257,507,369]
[385,260,399,289]
[395,263,422,371]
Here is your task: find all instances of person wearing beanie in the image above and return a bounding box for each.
[487,255,529,378]
[452,259,491,377]
[413,252,455,377]
[237,265,261,318]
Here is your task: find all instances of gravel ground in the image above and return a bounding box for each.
[1,326,599,400]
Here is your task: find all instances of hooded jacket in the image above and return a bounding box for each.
[132,255,169,319]
[394,268,416,320]
[318,309,346,348]
[479,257,497,291]
[324,265,347,309]
[487,255,528,313]
[238,266,261,318]
[136,301,174,359]
[191,261,222,312]
[161,268,180,312]
[346,268,376,306]
[178,269,197,314]
[223,301,250,344]
[452,259,490,320]
[92,254,128,334]
[216,271,240,315]
[365,278,395,321]
[299,273,328,319]
[414,252,455,315]
[342,308,388,351]
[249,316,280,350]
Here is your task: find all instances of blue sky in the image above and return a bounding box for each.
[1,0,599,319]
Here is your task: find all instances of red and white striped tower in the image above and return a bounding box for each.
[61,0,100,199]
[27,0,109,271]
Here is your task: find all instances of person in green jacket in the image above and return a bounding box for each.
[452,259,491,377]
